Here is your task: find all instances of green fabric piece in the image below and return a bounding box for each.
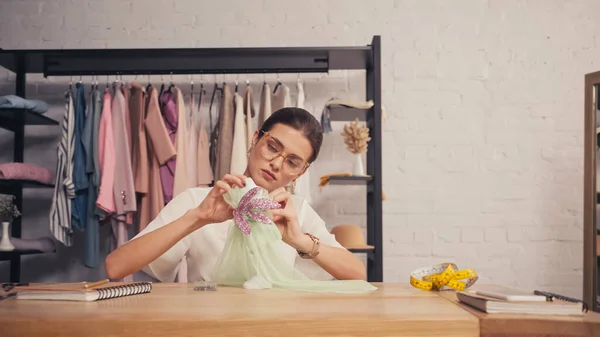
[211,178,377,293]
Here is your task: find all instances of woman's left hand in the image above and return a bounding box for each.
[268,187,304,249]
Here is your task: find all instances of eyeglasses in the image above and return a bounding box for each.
[257,130,309,175]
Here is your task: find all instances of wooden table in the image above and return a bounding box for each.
[2,282,600,337]
[1,283,479,337]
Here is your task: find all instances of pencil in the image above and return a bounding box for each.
[83,279,109,289]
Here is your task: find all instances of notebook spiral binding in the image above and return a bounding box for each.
[96,282,153,300]
[533,290,589,312]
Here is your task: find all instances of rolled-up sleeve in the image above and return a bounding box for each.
[293,197,346,280]
[131,188,198,282]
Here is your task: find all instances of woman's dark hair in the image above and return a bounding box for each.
[259,107,323,163]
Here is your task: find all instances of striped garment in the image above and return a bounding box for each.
[49,91,76,246]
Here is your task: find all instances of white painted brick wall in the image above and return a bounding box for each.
[0,0,599,297]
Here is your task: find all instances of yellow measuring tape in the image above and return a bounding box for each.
[410,263,478,291]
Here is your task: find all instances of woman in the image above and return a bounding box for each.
[105,107,366,282]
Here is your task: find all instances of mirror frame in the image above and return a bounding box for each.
[584,71,600,313]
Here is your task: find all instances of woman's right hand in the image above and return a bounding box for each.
[192,173,247,224]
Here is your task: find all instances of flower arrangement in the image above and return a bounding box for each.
[341,118,371,176]
[341,118,371,154]
[0,194,21,222]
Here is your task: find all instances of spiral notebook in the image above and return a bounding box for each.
[14,282,152,302]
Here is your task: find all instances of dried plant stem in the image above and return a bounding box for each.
[341,118,371,154]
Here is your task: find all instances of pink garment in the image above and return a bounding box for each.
[0,162,54,185]
[159,91,178,204]
[96,89,116,214]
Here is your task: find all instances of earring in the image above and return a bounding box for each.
[291,180,297,194]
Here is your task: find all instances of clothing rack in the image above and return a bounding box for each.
[0,36,383,283]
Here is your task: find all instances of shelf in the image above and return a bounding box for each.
[328,106,369,122]
[348,248,374,253]
[348,248,375,260]
[0,179,54,191]
[0,108,58,132]
[0,45,372,76]
[327,175,372,185]
[0,249,52,261]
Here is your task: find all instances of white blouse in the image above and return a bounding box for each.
[132,186,345,283]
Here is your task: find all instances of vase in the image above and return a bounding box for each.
[353,154,365,176]
[0,221,15,251]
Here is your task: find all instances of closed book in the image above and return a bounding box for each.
[457,290,584,316]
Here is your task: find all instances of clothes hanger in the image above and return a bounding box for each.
[146,74,153,92]
[159,74,165,97]
[167,72,175,92]
[272,72,282,94]
[197,75,205,112]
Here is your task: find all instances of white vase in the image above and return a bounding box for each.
[0,221,15,251]
[353,154,365,176]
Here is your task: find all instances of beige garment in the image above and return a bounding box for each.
[230,92,247,175]
[187,95,198,188]
[257,83,271,129]
[244,86,256,150]
[292,81,312,205]
[215,85,234,180]
[173,87,190,198]
[128,83,149,195]
[140,87,176,231]
[197,117,214,187]
[271,83,291,112]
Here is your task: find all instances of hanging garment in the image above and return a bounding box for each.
[140,87,176,231]
[197,94,214,187]
[215,84,234,180]
[257,83,271,129]
[122,85,132,152]
[271,83,291,112]
[187,93,198,188]
[159,90,178,204]
[211,178,377,293]
[292,81,312,205]
[71,83,89,231]
[96,88,116,218]
[49,90,76,246]
[208,87,222,180]
[244,85,256,151]
[230,92,246,174]
[129,83,150,195]
[110,87,137,254]
[81,86,102,268]
[173,87,190,198]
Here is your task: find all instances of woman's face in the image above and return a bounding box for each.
[245,123,312,192]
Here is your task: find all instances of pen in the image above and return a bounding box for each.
[0,292,17,301]
[83,279,109,289]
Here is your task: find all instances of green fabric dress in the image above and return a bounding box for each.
[211,178,377,293]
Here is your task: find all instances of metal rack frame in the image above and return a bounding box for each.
[0,36,383,283]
